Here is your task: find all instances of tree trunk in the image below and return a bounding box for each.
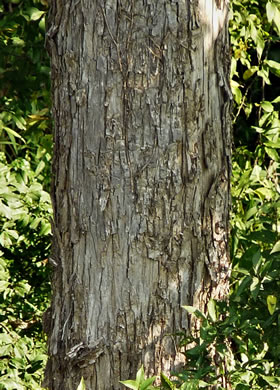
[44,0,231,389]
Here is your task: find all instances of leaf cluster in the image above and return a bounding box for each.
[0,0,51,388]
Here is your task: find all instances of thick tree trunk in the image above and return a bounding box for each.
[44,0,231,389]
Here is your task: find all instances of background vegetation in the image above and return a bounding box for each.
[0,0,280,389]
[0,0,51,388]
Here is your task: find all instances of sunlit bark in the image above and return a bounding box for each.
[44,0,231,389]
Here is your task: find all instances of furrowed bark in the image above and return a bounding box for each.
[44,0,231,389]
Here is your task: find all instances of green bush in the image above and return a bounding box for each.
[0,0,51,388]
[0,153,51,389]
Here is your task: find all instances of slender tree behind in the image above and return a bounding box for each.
[44,0,231,389]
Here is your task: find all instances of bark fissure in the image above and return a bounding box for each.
[45,1,231,389]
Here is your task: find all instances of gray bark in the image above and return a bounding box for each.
[44,0,231,389]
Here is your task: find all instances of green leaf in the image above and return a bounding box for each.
[182,306,206,320]
[271,240,280,254]
[11,37,25,47]
[246,230,277,244]
[231,82,242,105]
[258,66,271,85]
[265,147,279,161]
[30,217,42,230]
[119,380,139,390]
[0,333,13,344]
[0,201,12,219]
[248,19,265,59]
[0,379,25,390]
[10,357,26,370]
[77,377,86,390]
[12,115,26,131]
[120,366,151,390]
[207,299,217,322]
[0,280,9,295]
[35,160,45,176]
[140,377,157,390]
[250,277,260,301]
[198,380,210,388]
[136,365,145,386]
[2,126,26,142]
[14,281,31,297]
[264,141,280,148]
[267,295,277,315]
[27,7,46,21]
[39,221,51,236]
[233,275,252,299]
[267,1,276,23]
[260,101,274,112]
[259,111,271,127]
[0,231,13,247]
[254,187,274,200]
[266,59,280,77]
[266,2,280,35]
[261,375,280,387]
[160,373,176,389]
[244,205,258,221]
[186,343,207,357]
[5,230,19,240]
[272,96,280,103]
[243,66,258,80]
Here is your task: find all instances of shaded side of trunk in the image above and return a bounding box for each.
[44,0,231,389]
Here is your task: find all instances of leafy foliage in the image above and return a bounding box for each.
[0,0,51,172]
[0,0,51,388]
[120,366,157,390]
[0,326,47,390]
[229,1,280,385]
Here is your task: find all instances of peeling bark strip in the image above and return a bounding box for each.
[44,0,231,389]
